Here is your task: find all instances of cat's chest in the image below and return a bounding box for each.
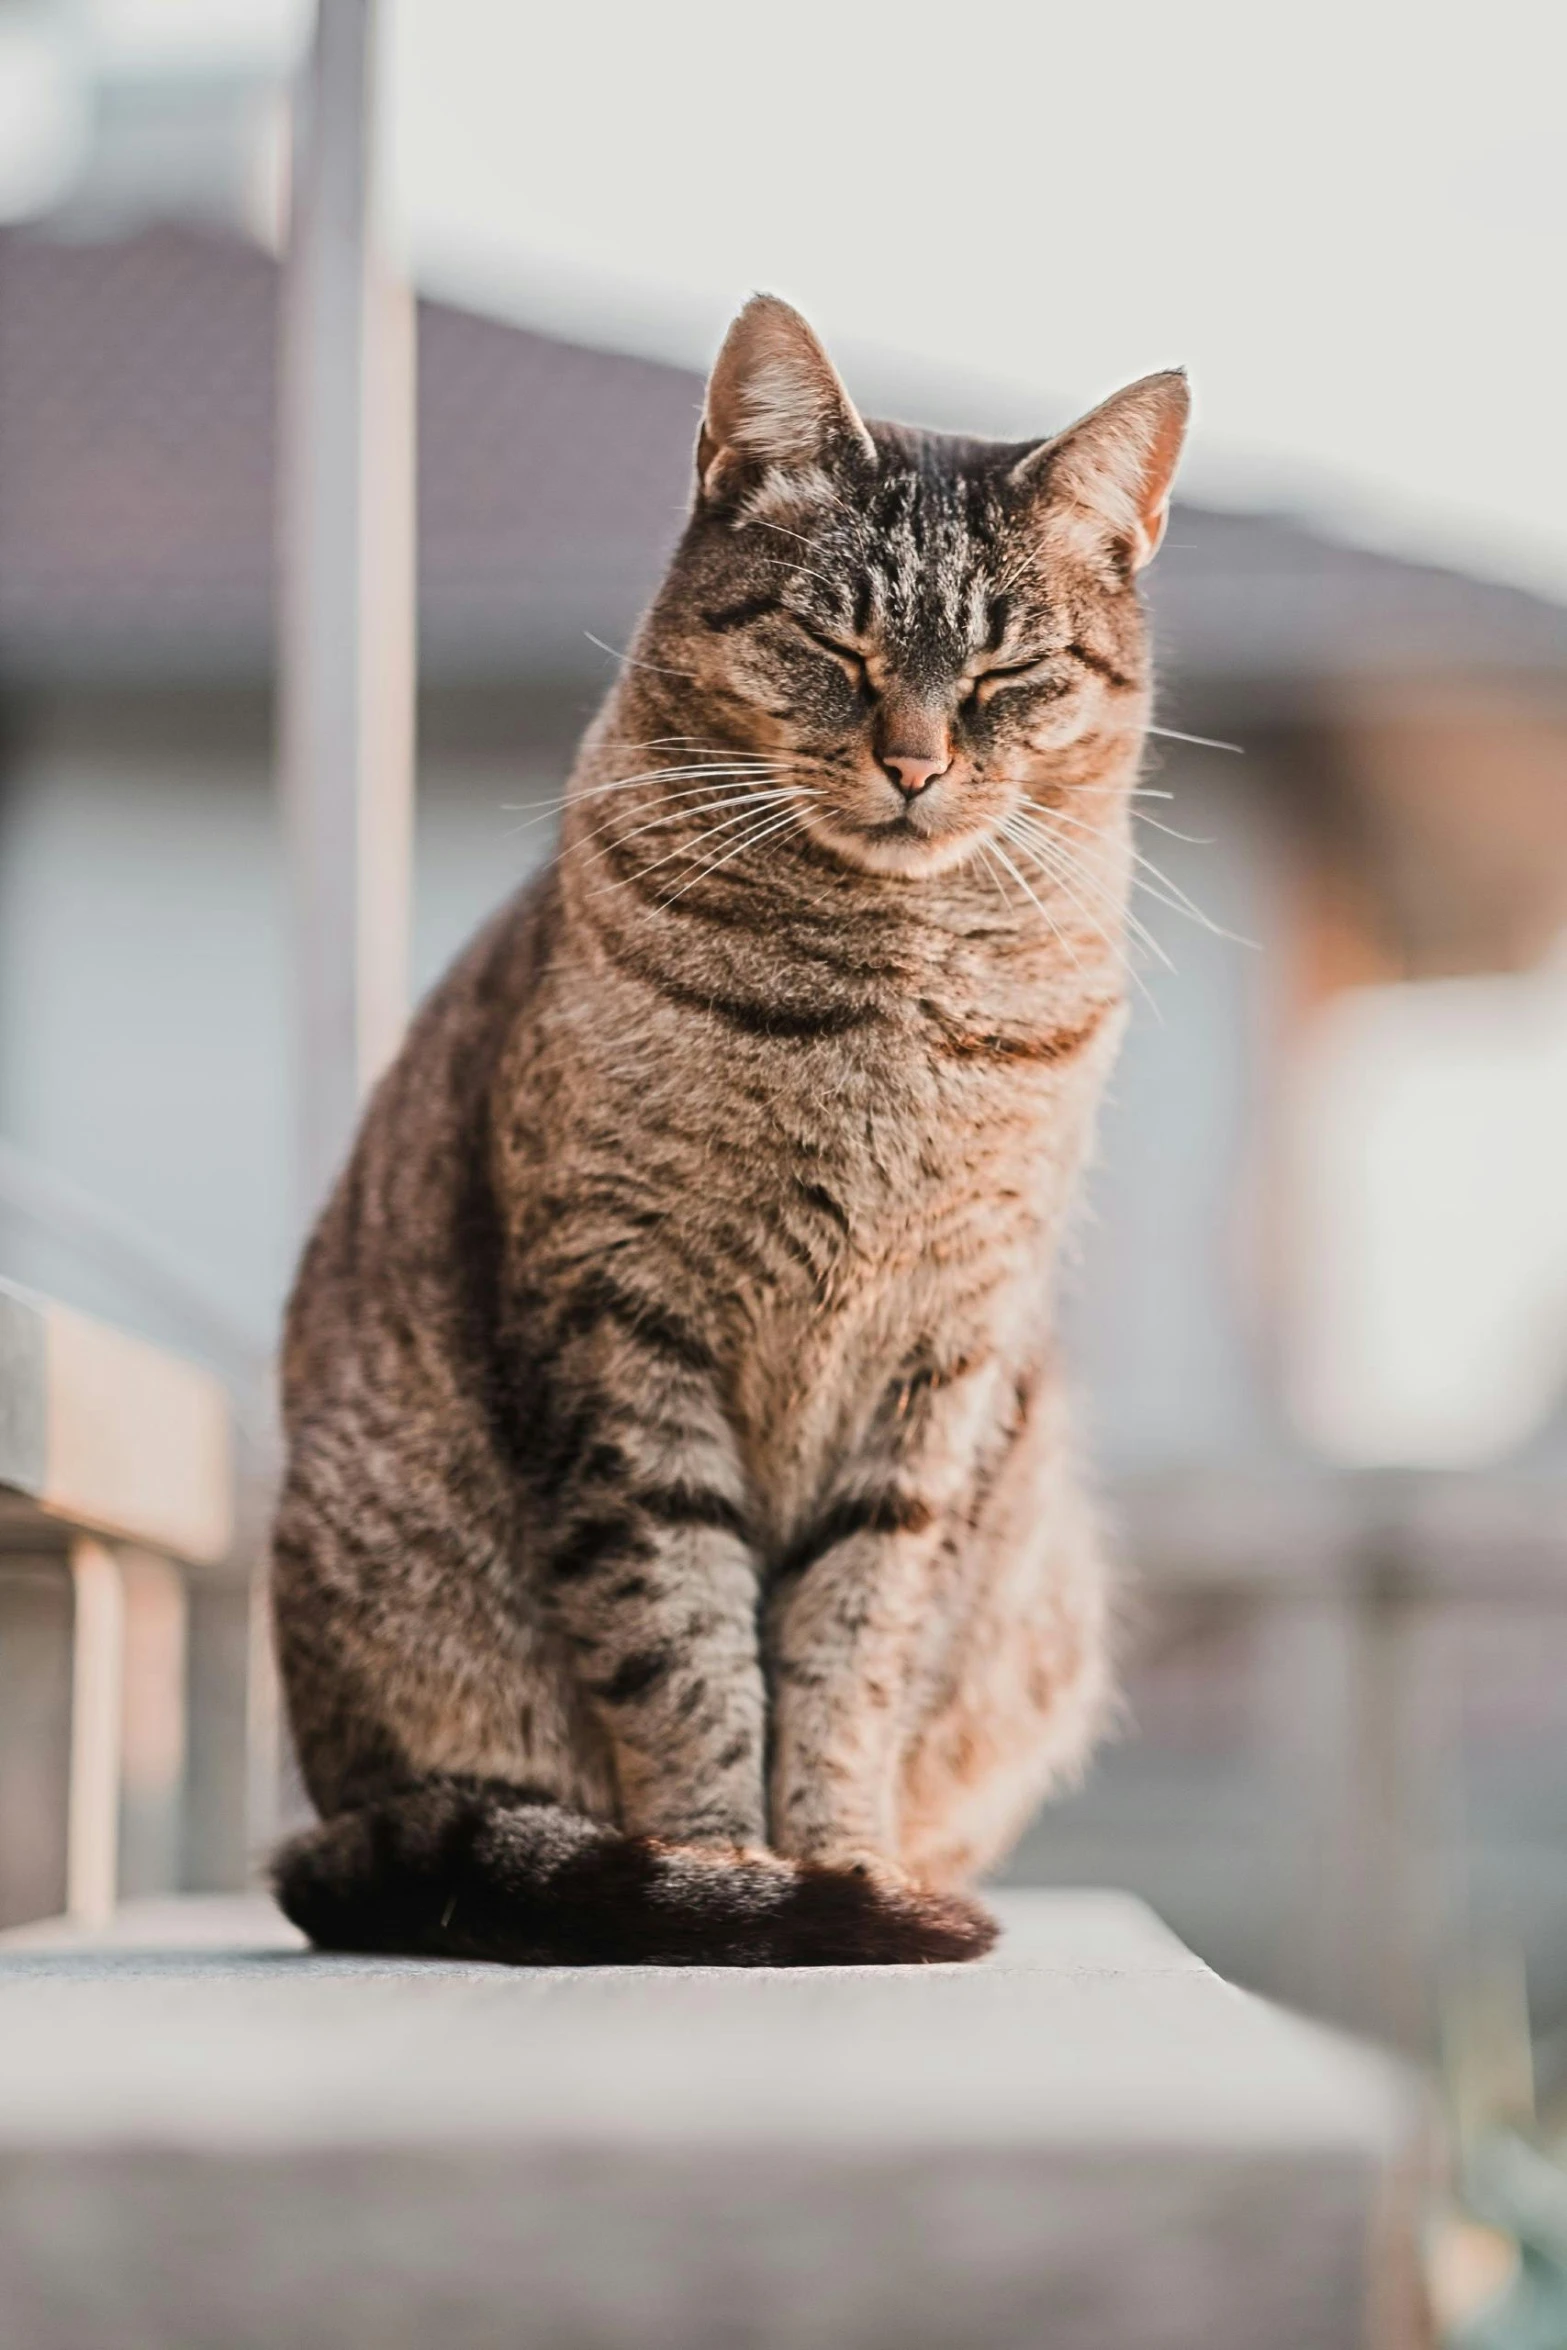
[741,980,1109,1239]
[725,1013,1095,1500]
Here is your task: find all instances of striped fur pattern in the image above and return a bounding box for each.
[272,299,1188,1966]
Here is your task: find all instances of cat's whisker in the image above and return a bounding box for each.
[578,775,801,826]
[1001,819,1167,1008]
[787,474,857,526]
[505,779,773,843]
[1048,776,1173,799]
[501,800,569,837]
[748,803,819,859]
[587,796,811,897]
[657,816,795,905]
[1145,724,1244,755]
[760,810,822,873]
[756,803,826,860]
[630,799,818,889]
[744,518,827,553]
[742,520,869,604]
[1027,805,1256,947]
[983,838,1082,969]
[1131,810,1211,842]
[743,551,851,597]
[582,761,798,795]
[1014,883,1163,1022]
[515,759,796,817]
[1007,810,1173,969]
[973,841,1015,916]
[509,762,799,839]
[641,783,818,864]
[578,786,814,861]
[660,802,813,904]
[1047,791,1216,847]
[1011,865,1168,1018]
[1123,861,1258,949]
[621,738,803,761]
[584,631,699,682]
[1049,779,1176,801]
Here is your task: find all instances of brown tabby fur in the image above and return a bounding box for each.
[271,298,1188,1966]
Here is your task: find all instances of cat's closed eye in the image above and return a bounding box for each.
[788,615,873,692]
[962,656,1071,711]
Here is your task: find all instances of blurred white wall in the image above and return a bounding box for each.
[1287,953,1567,1464]
[0,690,556,1343]
[1063,764,1287,1474]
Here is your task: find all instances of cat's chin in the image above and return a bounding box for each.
[804,815,997,883]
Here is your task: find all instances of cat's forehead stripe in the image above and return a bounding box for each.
[850,462,998,663]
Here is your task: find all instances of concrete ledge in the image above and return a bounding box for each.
[0,1890,1428,2349]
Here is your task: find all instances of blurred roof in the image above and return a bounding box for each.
[2,223,1565,698]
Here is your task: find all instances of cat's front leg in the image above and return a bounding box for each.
[764,1342,1004,1874]
[764,1504,946,1876]
[523,1333,768,1848]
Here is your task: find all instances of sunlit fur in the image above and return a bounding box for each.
[270,299,1188,1968]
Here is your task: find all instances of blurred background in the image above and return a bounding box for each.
[0,0,1565,2089]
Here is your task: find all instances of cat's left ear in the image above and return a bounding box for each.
[1011,371,1189,572]
[697,295,876,507]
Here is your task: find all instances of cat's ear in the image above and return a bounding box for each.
[1011,371,1189,572]
[697,295,875,506]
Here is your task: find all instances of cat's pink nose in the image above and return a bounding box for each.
[881,750,951,800]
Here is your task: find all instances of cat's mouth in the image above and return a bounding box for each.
[803,799,998,881]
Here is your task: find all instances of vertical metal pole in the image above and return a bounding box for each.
[280,0,416,1217]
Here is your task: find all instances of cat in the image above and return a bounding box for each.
[271,295,1187,1966]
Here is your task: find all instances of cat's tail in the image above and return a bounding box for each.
[272,1775,996,1967]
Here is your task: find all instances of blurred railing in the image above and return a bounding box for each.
[1114,1467,1567,2053]
[0,1156,279,1931]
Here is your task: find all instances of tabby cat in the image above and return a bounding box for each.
[271,296,1188,1965]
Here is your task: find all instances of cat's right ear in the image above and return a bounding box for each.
[696,295,875,508]
[1010,371,1190,574]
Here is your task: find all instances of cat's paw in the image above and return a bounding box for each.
[640,1834,995,1964]
[788,1858,998,1966]
[647,1836,793,1881]
[820,1849,932,1902]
